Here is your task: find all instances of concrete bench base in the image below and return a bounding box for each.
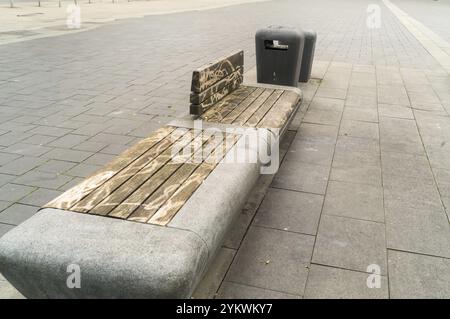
[0,158,259,298]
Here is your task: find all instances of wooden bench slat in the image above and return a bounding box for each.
[190,68,243,105]
[232,88,274,126]
[220,87,266,124]
[43,126,175,210]
[107,132,213,219]
[201,86,256,123]
[245,89,284,127]
[257,90,300,129]
[148,134,238,226]
[190,70,243,115]
[69,128,191,213]
[191,50,243,93]
[127,134,229,222]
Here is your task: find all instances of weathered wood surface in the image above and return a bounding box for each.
[70,128,192,214]
[43,126,175,210]
[190,50,245,115]
[44,126,240,226]
[148,133,238,226]
[190,68,244,105]
[200,85,300,129]
[257,90,300,129]
[201,86,255,123]
[191,50,244,93]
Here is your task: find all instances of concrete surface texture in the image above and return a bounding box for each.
[0,0,449,298]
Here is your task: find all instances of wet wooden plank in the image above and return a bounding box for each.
[148,134,238,226]
[220,87,265,124]
[232,89,274,126]
[69,128,191,213]
[191,50,244,93]
[245,89,284,127]
[107,133,213,219]
[43,126,175,210]
[200,86,256,123]
[257,90,300,129]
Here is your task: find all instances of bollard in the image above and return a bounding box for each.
[299,30,317,82]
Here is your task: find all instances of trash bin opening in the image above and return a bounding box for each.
[264,40,289,50]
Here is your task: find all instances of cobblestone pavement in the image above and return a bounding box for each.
[0,0,449,298]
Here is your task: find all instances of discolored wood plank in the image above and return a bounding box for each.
[245,89,284,127]
[190,68,243,104]
[257,90,300,129]
[220,87,266,124]
[43,126,175,210]
[190,71,243,116]
[69,128,192,213]
[107,132,213,219]
[191,50,244,93]
[232,88,274,126]
[201,86,256,123]
[148,134,238,226]
[126,134,228,222]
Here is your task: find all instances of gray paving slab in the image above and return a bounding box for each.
[226,226,314,296]
[286,139,335,167]
[0,201,12,212]
[378,103,414,119]
[65,163,102,178]
[385,203,450,259]
[388,250,450,299]
[304,264,388,299]
[41,148,93,162]
[0,223,14,238]
[253,187,324,235]
[377,85,410,106]
[217,281,301,299]
[383,175,442,211]
[339,120,379,140]
[312,215,387,274]
[342,107,378,123]
[12,170,72,189]
[0,183,36,202]
[18,188,63,207]
[35,160,76,174]
[297,123,338,144]
[272,159,330,195]
[381,151,435,181]
[323,181,384,222]
[0,156,46,175]
[193,247,236,299]
[0,203,38,226]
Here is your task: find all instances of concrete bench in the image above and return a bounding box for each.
[0,50,302,299]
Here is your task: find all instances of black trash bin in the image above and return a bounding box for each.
[299,30,317,82]
[255,26,304,87]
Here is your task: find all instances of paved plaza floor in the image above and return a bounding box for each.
[0,0,449,298]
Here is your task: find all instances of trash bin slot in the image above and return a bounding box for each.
[264,40,289,51]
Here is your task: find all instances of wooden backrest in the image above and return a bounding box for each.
[190,50,244,115]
